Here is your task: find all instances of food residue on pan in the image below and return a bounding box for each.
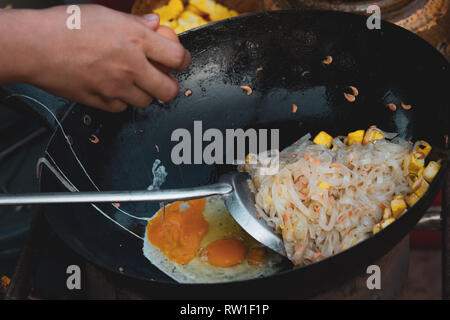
[387,103,397,111]
[155,144,160,152]
[147,159,168,191]
[256,67,263,73]
[344,92,356,102]
[349,86,359,97]
[301,71,310,76]
[240,85,253,95]
[322,56,333,65]
[185,89,192,97]
[89,134,99,144]
[292,104,298,114]
[143,197,283,283]
[401,102,412,110]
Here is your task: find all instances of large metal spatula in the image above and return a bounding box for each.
[0,172,286,256]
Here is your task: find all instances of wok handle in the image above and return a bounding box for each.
[0,183,233,206]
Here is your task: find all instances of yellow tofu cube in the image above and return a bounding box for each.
[372,223,381,234]
[383,207,392,220]
[407,153,425,177]
[391,195,407,218]
[190,0,234,21]
[380,218,395,229]
[347,130,365,146]
[362,128,384,145]
[414,166,425,181]
[175,11,208,33]
[413,140,432,158]
[161,19,179,30]
[228,9,239,17]
[174,25,187,34]
[190,0,215,15]
[313,131,333,148]
[154,0,184,23]
[411,178,429,198]
[405,193,420,207]
[423,161,440,183]
[186,4,205,17]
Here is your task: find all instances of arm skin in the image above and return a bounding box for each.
[0,5,191,112]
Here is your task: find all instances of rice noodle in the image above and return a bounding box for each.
[240,134,412,265]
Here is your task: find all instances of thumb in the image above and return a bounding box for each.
[140,14,160,30]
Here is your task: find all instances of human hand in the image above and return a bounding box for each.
[1,5,191,112]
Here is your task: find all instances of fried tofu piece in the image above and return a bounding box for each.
[380,218,395,229]
[405,193,420,207]
[313,131,333,148]
[161,19,179,30]
[423,161,440,183]
[411,178,429,198]
[383,207,392,220]
[362,128,384,145]
[372,218,395,234]
[414,166,425,181]
[413,140,432,158]
[186,4,205,17]
[154,0,184,23]
[372,223,381,234]
[347,130,365,146]
[175,10,208,33]
[406,152,425,177]
[190,0,235,21]
[391,195,407,218]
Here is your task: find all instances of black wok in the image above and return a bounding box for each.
[3,9,449,298]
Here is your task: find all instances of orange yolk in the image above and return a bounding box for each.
[205,238,247,267]
[247,247,266,266]
[147,198,208,265]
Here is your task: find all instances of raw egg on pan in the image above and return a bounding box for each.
[142,196,284,283]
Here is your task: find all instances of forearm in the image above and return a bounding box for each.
[0,8,47,84]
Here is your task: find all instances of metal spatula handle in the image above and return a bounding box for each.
[0,183,233,206]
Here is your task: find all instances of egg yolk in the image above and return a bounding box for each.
[147,198,208,265]
[205,238,247,267]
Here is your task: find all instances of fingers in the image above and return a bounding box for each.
[83,94,128,113]
[97,99,128,113]
[143,30,191,71]
[118,84,154,108]
[138,13,160,30]
[151,26,181,74]
[155,25,180,43]
[135,60,180,102]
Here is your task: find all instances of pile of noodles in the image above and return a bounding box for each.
[240,133,413,265]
